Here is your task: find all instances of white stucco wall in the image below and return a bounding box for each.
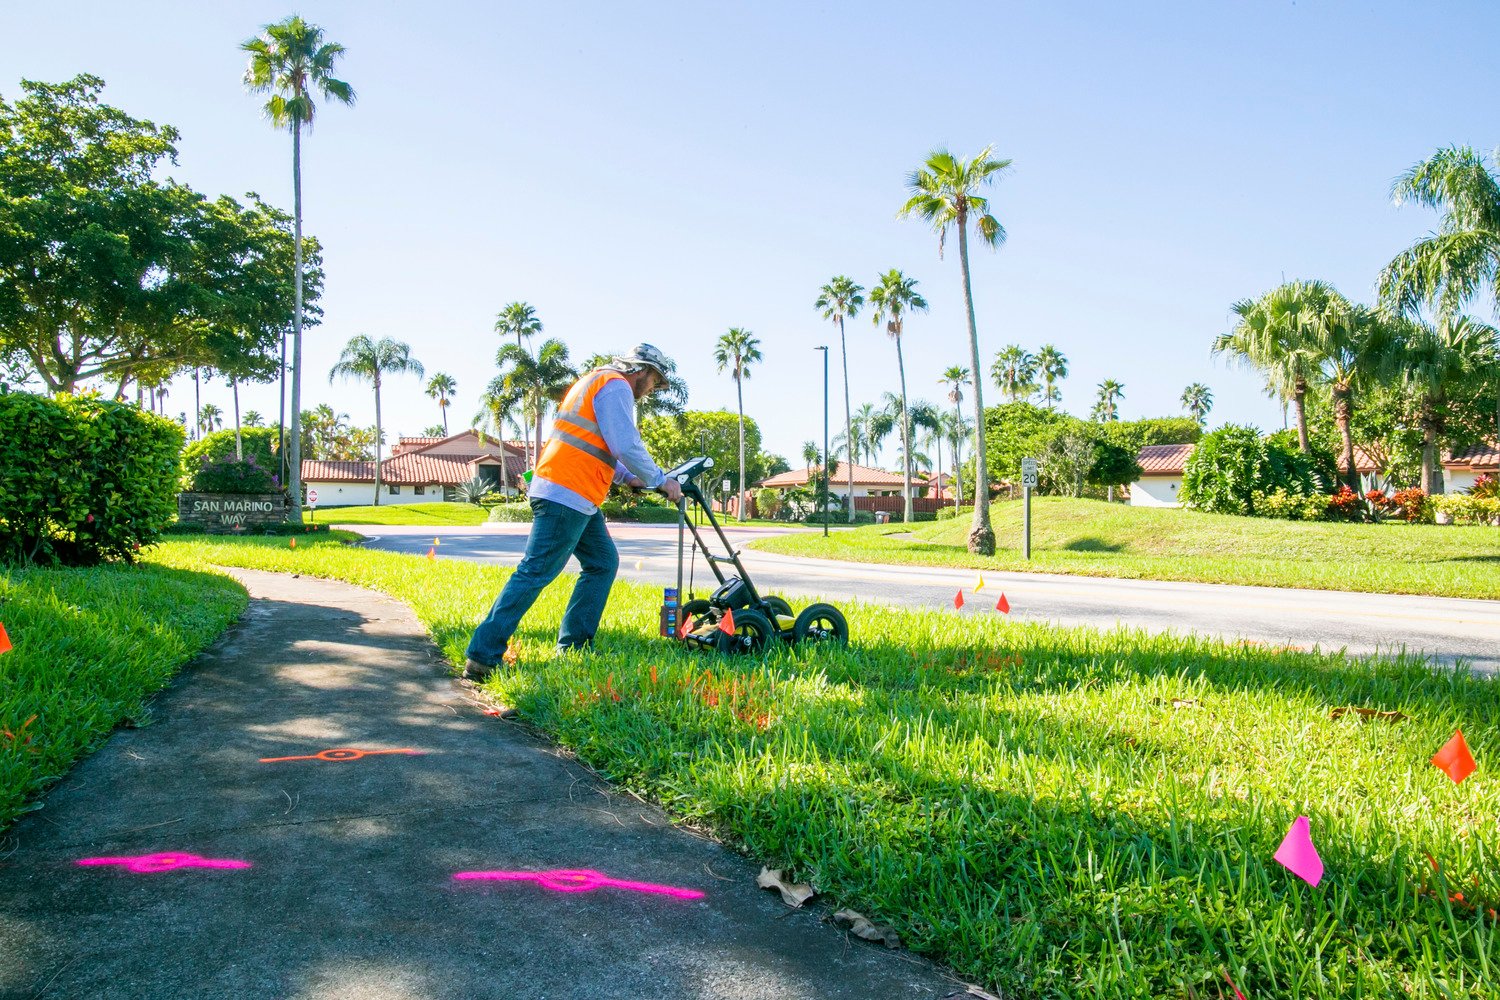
[1130,476,1183,507]
[1444,470,1480,495]
[305,481,448,508]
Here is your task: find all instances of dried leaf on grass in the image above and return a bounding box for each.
[756,867,815,908]
[832,908,901,948]
[1151,697,1202,710]
[1329,706,1408,723]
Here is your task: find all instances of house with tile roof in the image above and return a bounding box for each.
[757,461,911,498]
[302,430,527,506]
[1131,441,1412,508]
[1443,440,1499,494]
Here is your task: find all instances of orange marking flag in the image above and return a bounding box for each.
[718,608,736,636]
[1432,730,1477,784]
[995,593,1011,614]
[289,538,296,549]
[0,622,11,655]
[426,547,437,560]
[953,590,964,609]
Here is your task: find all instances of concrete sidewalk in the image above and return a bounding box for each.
[0,570,960,1000]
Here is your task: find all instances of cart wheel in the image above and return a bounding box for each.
[761,596,795,634]
[793,603,848,647]
[680,599,711,635]
[716,608,775,654]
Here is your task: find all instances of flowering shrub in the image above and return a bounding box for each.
[1391,488,1433,523]
[189,457,277,494]
[1432,494,1500,526]
[1468,474,1498,500]
[1325,486,1364,522]
[1254,488,1328,521]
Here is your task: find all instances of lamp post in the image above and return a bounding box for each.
[815,345,829,538]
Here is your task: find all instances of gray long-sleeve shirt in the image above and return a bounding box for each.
[528,375,666,515]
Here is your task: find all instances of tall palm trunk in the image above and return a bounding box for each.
[1292,378,1310,452]
[1420,406,1444,495]
[958,217,994,554]
[533,400,544,468]
[372,373,383,505]
[951,400,965,509]
[232,377,243,461]
[287,123,306,521]
[735,368,746,521]
[440,399,448,436]
[838,315,854,522]
[193,368,201,441]
[894,337,913,523]
[1332,384,1357,493]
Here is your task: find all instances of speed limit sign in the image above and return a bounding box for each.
[307,488,319,507]
[1020,457,1039,490]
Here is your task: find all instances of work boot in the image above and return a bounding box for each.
[462,658,494,682]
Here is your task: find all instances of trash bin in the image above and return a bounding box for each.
[874,511,891,524]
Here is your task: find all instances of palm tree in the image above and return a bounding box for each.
[1180,382,1213,425]
[425,372,457,436]
[1380,147,1500,439]
[1035,344,1068,409]
[846,402,890,466]
[493,303,544,461]
[1389,312,1498,493]
[198,402,224,437]
[494,339,577,465]
[329,335,425,505]
[1309,303,1395,492]
[941,410,973,507]
[869,270,928,523]
[1092,380,1125,421]
[713,328,762,521]
[899,144,1013,554]
[1213,280,1343,452]
[816,276,865,522]
[243,410,265,428]
[938,366,970,507]
[802,440,820,477]
[243,15,355,521]
[991,345,1038,403]
[473,379,522,462]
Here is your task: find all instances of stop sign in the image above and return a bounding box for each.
[307,488,319,506]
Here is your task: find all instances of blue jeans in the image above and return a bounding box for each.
[465,498,620,666]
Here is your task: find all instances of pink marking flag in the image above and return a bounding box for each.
[718,608,736,636]
[1431,729,1477,784]
[953,590,964,609]
[995,593,1011,614]
[77,851,251,874]
[1273,815,1323,886]
[0,622,10,655]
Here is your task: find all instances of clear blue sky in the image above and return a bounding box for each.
[5,1,1497,466]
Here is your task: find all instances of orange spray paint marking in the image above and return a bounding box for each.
[259,747,423,764]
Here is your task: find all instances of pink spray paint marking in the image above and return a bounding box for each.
[453,868,704,900]
[76,851,252,874]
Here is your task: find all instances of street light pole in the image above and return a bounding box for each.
[815,345,829,538]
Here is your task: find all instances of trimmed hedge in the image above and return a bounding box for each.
[488,502,535,523]
[189,457,277,494]
[182,427,281,480]
[0,393,183,565]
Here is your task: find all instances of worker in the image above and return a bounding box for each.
[463,344,683,679]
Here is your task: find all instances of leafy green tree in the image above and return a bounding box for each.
[1088,440,1143,501]
[991,345,1038,403]
[869,271,928,523]
[494,338,576,466]
[899,145,1012,554]
[981,401,1073,492]
[1180,383,1213,425]
[1043,427,1097,497]
[939,366,971,506]
[639,410,766,497]
[243,14,356,522]
[713,328,762,520]
[1035,344,1068,409]
[425,372,457,435]
[1380,146,1500,442]
[328,336,424,504]
[1388,312,1499,492]
[1092,379,1125,421]
[0,77,312,396]
[1214,280,1344,452]
[1181,425,1326,516]
[816,276,864,521]
[493,303,543,453]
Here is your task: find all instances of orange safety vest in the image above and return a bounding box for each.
[533,368,626,506]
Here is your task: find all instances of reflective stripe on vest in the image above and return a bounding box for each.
[533,369,625,506]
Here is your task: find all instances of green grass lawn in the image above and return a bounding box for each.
[0,562,246,832]
[146,534,1499,998]
[316,501,491,526]
[750,497,1500,599]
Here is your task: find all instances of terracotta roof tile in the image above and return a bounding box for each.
[758,462,908,488]
[1136,444,1195,475]
[1445,440,1499,470]
[302,460,378,482]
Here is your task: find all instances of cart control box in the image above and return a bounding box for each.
[659,587,679,637]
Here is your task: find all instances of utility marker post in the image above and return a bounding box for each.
[1021,457,1038,561]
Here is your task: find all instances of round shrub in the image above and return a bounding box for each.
[0,392,184,565]
[488,502,534,523]
[189,458,277,494]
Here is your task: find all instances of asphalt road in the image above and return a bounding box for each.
[346,522,1500,673]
